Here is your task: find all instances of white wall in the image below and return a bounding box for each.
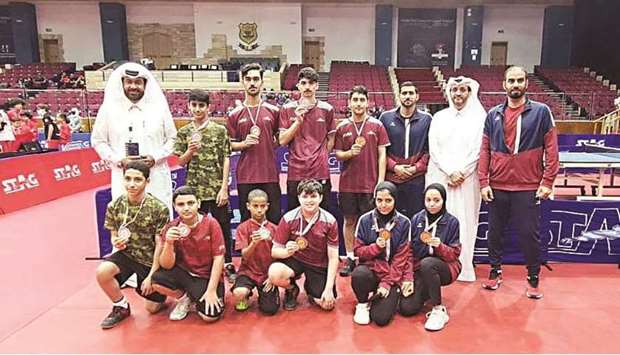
[193,3,302,63]
[125,2,194,24]
[35,1,104,68]
[302,4,375,71]
[481,5,545,71]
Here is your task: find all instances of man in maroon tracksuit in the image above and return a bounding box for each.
[478,66,559,299]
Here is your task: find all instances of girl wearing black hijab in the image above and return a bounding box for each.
[400,183,461,331]
[350,181,412,326]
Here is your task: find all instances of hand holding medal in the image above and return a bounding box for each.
[295,236,309,250]
[114,227,131,250]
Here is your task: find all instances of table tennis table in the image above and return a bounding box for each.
[558,145,620,198]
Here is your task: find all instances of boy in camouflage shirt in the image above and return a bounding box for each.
[174,90,236,281]
[96,161,170,329]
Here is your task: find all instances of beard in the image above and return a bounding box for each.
[507,89,525,99]
[124,88,145,102]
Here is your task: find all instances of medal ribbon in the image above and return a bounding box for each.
[297,210,321,238]
[350,115,368,140]
[245,101,262,127]
[120,195,147,230]
[424,214,443,255]
[373,211,397,260]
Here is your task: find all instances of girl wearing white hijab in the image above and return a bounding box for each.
[92,62,177,211]
[426,76,486,282]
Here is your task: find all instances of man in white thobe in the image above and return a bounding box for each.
[91,62,177,211]
[426,76,486,282]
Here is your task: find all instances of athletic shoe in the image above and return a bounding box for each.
[339,257,356,277]
[225,264,237,283]
[424,305,449,331]
[169,297,193,321]
[526,274,544,299]
[482,268,503,290]
[100,304,131,329]
[283,282,300,311]
[235,299,250,312]
[353,303,370,325]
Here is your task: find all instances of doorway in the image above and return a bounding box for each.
[43,39,62,63]
[490,42,508,66]
[303,39,323,71]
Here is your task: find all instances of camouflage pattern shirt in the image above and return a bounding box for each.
[104,193,170,266]
[174,120,231,202]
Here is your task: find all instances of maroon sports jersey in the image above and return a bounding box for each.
[273,207,339,268]
[279,100,336,181]
[227,102,280,184]
[234,218,277,284]
[334,117,390,193]
[159,215,225,278]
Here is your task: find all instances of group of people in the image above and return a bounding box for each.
[90,61,559,332]
[0,98,80,153]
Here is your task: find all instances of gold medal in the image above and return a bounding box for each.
[295,236,309,250]
[420,231,433,244]
[378,229,391,241]
[355,136,366,147]
[250,125,261,137]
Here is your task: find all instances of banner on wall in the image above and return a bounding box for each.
[397,8,456,67]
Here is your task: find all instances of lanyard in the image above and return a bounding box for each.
[372,211,397,260]
[245,101,262,126]
[350,115,368,138]
[424,214,443,255]
[297,210,320,238]
[120,195,147,229]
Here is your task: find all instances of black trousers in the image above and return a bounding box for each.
[351,265,400,327]
[487,189,541,275]
[394,175,425,219]
[286,179,332,212]
[237,182,282,224]
[200,200,233,263]
[399,257,452,317]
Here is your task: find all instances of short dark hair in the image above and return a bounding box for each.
[248,188,268,202]
[349,85,368,99]
[297,179,323,196]
[504,66,528,80]
[399,81,417,93]
[188,89,209,105]
[7,98,26,108]
[123,161,150,179]
[240,63,264,79]
[173,185,197,203]
[298,67,319,83]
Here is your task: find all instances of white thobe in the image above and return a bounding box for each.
[91,99,177,211]
[0,110,15,143]
[426,106,485,281]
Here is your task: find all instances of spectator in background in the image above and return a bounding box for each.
[0,105,15,153]
[68,108,82,132]
[48,113,71,150]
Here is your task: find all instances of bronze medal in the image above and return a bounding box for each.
[379,229,391,241]
[355,136,366,147]
[118,226,131,240]
[178,224,191,238]
[295,236,309,250]
[420,231,433,244]
[190,131,202,143]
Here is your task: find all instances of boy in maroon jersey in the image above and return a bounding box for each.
[335,85,390,276]
[228,63,281,224]
[151,186,226,322]
[231,189,280,315]
[268,179,339,311]
[279,67,337,212]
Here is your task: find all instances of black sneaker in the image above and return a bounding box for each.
[100,304,131,329]
[482,268,503,291]
[526,274,543,299]
[339,257,356,277]
[283,282,300,311]
[225,263,237,283]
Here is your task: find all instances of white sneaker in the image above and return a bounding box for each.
[424,305,449,331]
[169,296,193,321]
[353,303,370,325]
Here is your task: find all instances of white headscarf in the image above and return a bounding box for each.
[444,76,486,116]
[102,62,169,112]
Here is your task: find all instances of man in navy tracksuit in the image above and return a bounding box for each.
[478,66,559,299]
[379,81,432,219]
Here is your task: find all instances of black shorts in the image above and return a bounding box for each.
[104,251,166,303]
[280,257,337,299]
[151,266,225,318]
[232,274,280,315]
[338,192,374,216]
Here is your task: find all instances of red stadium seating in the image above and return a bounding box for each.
[327,62,394,114]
